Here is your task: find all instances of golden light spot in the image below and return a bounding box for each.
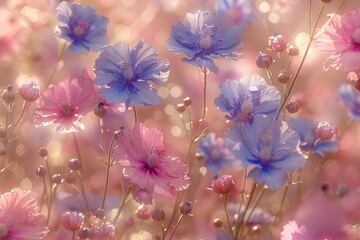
[20,178,32,191]
[16,144,25,156]
[158,86,169,99]
[47,140,65,167]
[257,1,271,14]
[199,166,207,176]
[295,32,310,55]
[171,126,182,137]
[13,164,25,180]
[164,104,175,116]
[170,86,183,98]
[345,165,358,180]
[153,111,163,121]
[324,160,340,177]
[268,13,280,23]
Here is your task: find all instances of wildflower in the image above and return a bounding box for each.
[338,84,360,121]
[316,8,360,72]
[315,121,337,141]
[214,75,281,123]
[198,133,233,173]
[225,115,304,189]
[19,81,41,102]
[167,10,243,73]
[33,73,97,133]
[0,188,48,239]
[268,34,287,52]
[94,40,169,107]
[113,123,190,199]
[212,175,234,194]
[215,0,254,25]
[61,211,84,231]
[55,1,109,53]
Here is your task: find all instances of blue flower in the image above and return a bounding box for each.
[215,0,255,25]
[198,133,234,173]
[214,75,281,124]
[225,115,305,189]
[55,1,109,53]
[167,10,244,73]
[290,117,339,158]
[94,40,170,107]
[338,84,360,121]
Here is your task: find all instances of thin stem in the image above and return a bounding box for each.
[276,2,325,120]
[245,186,265,225]
[169,214,184,240]
[266,68,274,85]
[101,136,117,209]
[47,184,59,222]
[113,187,132,225]
[5,101,28,144]
[99,118,107,165]
[268,183,290,230]
[308,0,312,33]
[44,159,53,222]
[286,56,293,71]
[278,52,284,69]
[76,171,90,214]
[164,192,183,238]
[223,194,235,240]
[160,222,166,240]
[46,42,67,86]
[39,176,48,212]
[133,106,138,124]
[72,231,76,240]
[234,168,247,236]
[72,132,83,169]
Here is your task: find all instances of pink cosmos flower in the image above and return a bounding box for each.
[316,8,360,73]
[0,188,49,239]
[34,73,97,133]
[113,123,190,200]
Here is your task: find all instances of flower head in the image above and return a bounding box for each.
[19,81,41,102]
[316,8,360,72]
[290,117,339,158]
[55,1,109,53]
[225,115,304,189]
[338,84,360,121]
[113,123,190,200]
[94,40,170,107]
[0,188,48,239]
[214,75,281,123]
[198,133,233,173]
[167,10,243,73]
[34,73,97,133]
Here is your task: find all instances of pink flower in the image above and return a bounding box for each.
[316,8,360,72]
[281,221,307,240]
[114,123,190,200]
[0,188,48,239]
[34,74,97,133]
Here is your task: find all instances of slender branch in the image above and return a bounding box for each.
[113,187,132,225]
[101,136,117,209]
[169,214,185,240]
[133,106,138,124]
[5,101,28,144]
[223,194,235,240]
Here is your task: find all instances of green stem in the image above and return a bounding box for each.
[101,136,117,210]
[169,214,184,240]
[164,192,183,238]
[5,101,27,144]
[72,132,83,170]
[76,171,90,214]
[223,194,236,240]
[46,42,67,86]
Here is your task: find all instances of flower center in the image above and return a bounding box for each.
[73,20,89,38]
[260,146,272,162]
[211,148,222,160]
[60,102,72,115]
[0,224,8,237]
[147,153,158,168]
[199,25,214,49]
[119,61,134,80]
[240,98,253,114]
[352,28,360,44]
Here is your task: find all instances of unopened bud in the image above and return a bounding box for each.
[95,208,105,219]
[315,121,337,140]
[77,228,91,239]
[256,53,273,69]
[68,158,81,171]
[176,103,186,113]
[285,99,299,114]
[94,103,107,118]
[61,211,84,231]
[287,45,299,56]
[183,97,192,106]
[39,147,48,158]
[212,175,234,194]
[268,34,287,52]
[36,166,46,177]
[179,201,192,215]
[152,208,165,221]
[51,173,63,184]
[136,205,151,220]
[2,85,15,104]
[65,171,77,184]
[213,218,223,228]
[19,81,41,102]
[277,70,291,84]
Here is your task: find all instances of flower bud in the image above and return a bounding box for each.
[2,85,15,104]
[256,53,273,69]
[252,225,261,234]
[19,81,41,102]
[176,103,186,113]
[39,147,48,158]
[36,166,46,177]
[277,70,291,84]
[285,99,299,114]
[268,34,287,52]
[100,222,115,237]
[136,205,151,220]
[51,173,63,184]
[152,208,165,221]
[213,218,223,228]
[68,158,81,171]
[95,208,105,219]
[287,45,299,56]
[212,175,234,194]
[315,121,337,140]
[61,211,84,231]
[77,228,90,239]
[65,171,77,184]
[179,201,192,215]
[94,103,107,118]
[183,97,192,106]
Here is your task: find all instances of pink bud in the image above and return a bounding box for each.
[256,53,273,69]
[212,175,234,194]
[136,205,151,220]
[285,99,299,114]
[2,85,15,104]
[316,121,337,140]
[268,34,287,52]
[152,208,165,221]
[61,211,84,231]
[19,81,41,102]
[179,201,192,215]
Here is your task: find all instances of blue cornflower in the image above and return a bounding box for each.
[215,0,255,25]
[167,10,243,73]
[94,40,170,107]
[198,133,234,174]
[338,84,360,121]
[225,115,305,189]
[290,117,339,158]
[214,75,281,124]
[55,1,109,53]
